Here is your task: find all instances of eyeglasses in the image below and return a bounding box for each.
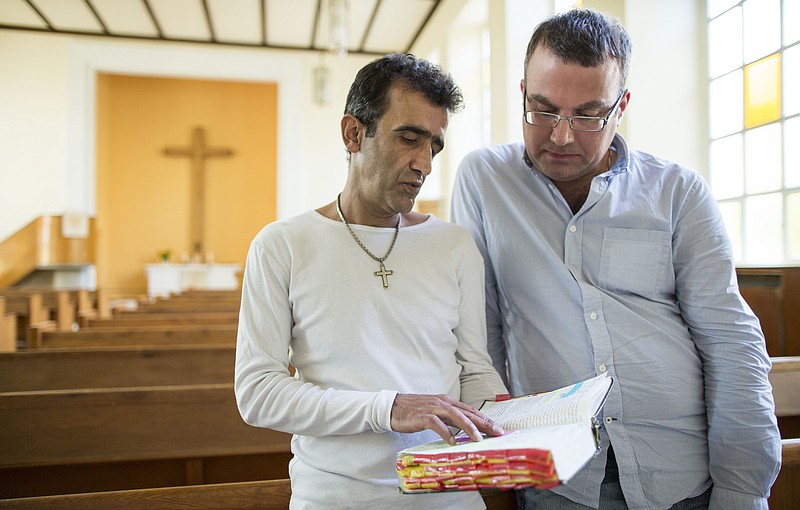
[524,89,627,132]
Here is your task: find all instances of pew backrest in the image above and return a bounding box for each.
[84,311,238,328]
[769,356,800,417]
[1,289,109,332]
[0,479,291,510]
[0,383,290,469]
[131,300,240,314]
[0,344,235,391]
[29,323,238,349]
[0,298,16,352]
[0,383,292,498]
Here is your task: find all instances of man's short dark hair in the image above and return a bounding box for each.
[344,53,464,137]
[524,9,632,90]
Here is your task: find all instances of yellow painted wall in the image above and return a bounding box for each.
[95,74,278,298]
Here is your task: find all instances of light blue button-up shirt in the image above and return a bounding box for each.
[451,135,781,510]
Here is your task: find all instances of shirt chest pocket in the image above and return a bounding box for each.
[598,228,671,297]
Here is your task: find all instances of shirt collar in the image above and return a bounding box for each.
[608,133,629,176]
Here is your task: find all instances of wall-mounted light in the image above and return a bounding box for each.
[313,63,331,106]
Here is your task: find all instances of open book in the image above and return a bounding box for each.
[396,372,613,493]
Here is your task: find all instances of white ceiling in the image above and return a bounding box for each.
[0,0,442,56]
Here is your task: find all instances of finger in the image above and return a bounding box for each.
[447,400,479,414]
[446,409,504,443]
[422,414,457,445]
[438,406,484,442]
[433,399,490,438]
[462,408,505,437]
[449,403,505,435]
[390,394,503,443]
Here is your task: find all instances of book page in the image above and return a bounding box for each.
[480,373,611,430]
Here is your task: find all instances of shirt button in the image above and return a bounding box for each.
[598,363,607,372]
[605,417,613,424]
[589,312,598,320]
[569,225,577,233]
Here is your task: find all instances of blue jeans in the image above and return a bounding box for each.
[517,446,711,509]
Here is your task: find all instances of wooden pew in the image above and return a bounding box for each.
[770,356,800,438]
[27,323,237,349]
[0,370,800,510]
[74,288,111,324]
[83,311,239,328]
[1,288,107,325]
[1,288,110,346]
[141,289,240,303]
[771,438,800,510]
[127,299,241,314]
[161,289,242,301]
[1,291,49,343]
[0,479,291,510]
[0,383,292,499]
[0,479,517,509]
[3,440,797,510]
[0,344,235,392]
[0,297,17,352]
[99,289,240,318]
[769,356,800,509]
[737,266,800,356]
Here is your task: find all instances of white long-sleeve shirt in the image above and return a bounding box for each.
[235,210,507,509]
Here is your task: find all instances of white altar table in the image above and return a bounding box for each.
[145,263,241,299]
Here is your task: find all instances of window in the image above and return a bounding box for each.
[707,0,800,264]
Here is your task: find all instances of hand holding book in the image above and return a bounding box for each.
[390,393,505,445]
[396,372,613,493]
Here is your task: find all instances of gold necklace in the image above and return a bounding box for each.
[335,194,400,289]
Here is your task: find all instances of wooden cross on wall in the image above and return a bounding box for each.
[163,126,234,260]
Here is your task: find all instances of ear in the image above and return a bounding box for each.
[341,114,362,153]
[617,90,631,126]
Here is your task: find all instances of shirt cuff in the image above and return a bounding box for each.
[374,389,399,433]
[710,486,769,510]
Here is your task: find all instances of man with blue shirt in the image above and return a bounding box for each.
[451,9,781,509]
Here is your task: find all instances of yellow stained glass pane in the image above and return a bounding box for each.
[744,53,781,128]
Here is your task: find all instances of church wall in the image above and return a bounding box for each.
[0,30,372,247]
[95,75,279,296]
[623,0,708,175]
[1,0,708,278]
[0,32,72,240]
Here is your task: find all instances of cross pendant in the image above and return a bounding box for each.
[374,263,393,289]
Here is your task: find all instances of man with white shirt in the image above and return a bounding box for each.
[235,53,507,510]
